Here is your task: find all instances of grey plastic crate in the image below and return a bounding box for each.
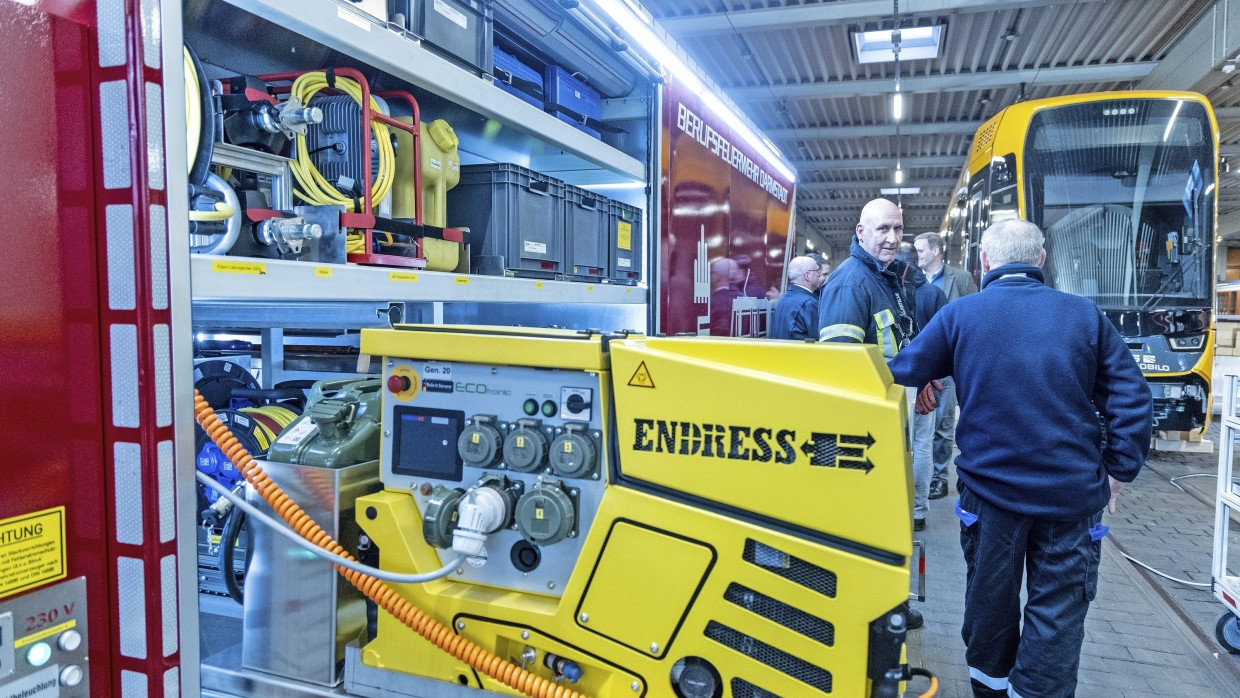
[563,185,609,281]
[609,200,642,285]
[388,0,494,75]
[448,163,564,278]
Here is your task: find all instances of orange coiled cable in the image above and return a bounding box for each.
[193,389,588,698]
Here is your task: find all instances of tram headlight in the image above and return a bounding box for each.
[1169,334,1206,350]
[1160,384,1185,400]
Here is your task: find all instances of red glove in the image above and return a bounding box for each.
[915,380,943,414]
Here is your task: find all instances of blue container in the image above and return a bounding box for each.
[544,65,601,139]
[493,46,543,108]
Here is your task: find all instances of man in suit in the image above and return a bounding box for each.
[914,232,979,501]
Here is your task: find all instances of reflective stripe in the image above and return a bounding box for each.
[819,324,864,342]
[1009,685,1026,698]
[874,316,897,358]
[969,667,1009,690]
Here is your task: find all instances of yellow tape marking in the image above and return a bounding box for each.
[211,261,266,275]
[16,619,77,648]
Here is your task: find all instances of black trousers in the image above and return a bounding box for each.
[957,484,1105,698]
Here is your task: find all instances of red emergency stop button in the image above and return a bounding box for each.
[387,375,411,393]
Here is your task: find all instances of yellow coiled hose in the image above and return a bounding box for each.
[286,71,396,256]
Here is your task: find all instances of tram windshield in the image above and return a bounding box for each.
[1023,99,1214,311]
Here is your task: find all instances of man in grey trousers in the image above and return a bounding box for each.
[914,232,978,500]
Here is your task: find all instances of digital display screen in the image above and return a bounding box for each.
[391,406,465,481]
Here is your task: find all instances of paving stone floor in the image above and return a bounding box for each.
[902,424,1240,697]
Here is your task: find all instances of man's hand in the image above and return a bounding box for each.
[1107,476,1125,514]
[915,380,943,414]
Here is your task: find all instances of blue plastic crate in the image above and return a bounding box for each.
[493,46,543,108]
[544,65,601,139]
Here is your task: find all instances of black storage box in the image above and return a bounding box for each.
[563,185,609,281]
[448,163,565,278]
[609,200,642,285]
[388,0,494,75]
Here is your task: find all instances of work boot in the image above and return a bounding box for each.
[906,607,924,630]
[929,479,948,500]
[914,518,926,532]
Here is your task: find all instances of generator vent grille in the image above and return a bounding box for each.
[731,677,782,698]
[704,621,832,694]
[743,539,837,598]
[724,583,835,646]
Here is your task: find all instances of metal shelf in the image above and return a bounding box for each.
[219,0,646,182]
[191,255,647,305]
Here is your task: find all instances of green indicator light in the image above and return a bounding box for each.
[523,399,538,416]
[27,642,52,667]
[542,400,557,418]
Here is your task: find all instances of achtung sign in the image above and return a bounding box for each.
[0,507,67,599]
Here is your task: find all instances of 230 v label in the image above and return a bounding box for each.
[26,604,73,634]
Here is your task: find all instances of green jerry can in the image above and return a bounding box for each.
[266,377,382,467]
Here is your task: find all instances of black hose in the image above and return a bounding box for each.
[186,44,215,188]
[219,505,247,604]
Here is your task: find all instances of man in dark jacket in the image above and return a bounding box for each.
[771,255,825,340]
[915,231,978,501]
[898,243,947,530]
[817,198,917,357]
[889,219,1153,698]
[818,198,932,630]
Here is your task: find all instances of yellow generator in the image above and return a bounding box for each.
[345,325,917,698]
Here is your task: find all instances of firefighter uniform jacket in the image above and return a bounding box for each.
[817,238,917,359]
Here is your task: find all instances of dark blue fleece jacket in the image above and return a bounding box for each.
[887,263,1153,519]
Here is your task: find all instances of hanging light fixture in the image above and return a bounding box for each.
[891,0,905,200]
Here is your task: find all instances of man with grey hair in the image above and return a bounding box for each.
[889,219,1152,698]
[770,255,825,340]
[914,231,978,502]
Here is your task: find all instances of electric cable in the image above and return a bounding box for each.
[219,501,249,604]
[1118,550,1212,588]
[287,71,395,213]
[197,472,463,584]
[188,200,235,222]
[909,667,938,697]
[193,390,587,698]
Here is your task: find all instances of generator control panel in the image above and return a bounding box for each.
[0,577,89,696]
[382,358,607,596]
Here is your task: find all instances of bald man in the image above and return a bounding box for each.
[817,199,931,632]
[817,198,916,357]
[770,255,826,340]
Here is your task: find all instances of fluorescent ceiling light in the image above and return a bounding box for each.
[893,167,905,185]
[892,91,903,121]
[881,187,922,195]
[853,25,945,64]
[591,0,796,183]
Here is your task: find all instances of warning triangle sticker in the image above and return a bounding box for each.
[628,361,655,388]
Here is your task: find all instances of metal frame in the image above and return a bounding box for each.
[1214,374,1240,616]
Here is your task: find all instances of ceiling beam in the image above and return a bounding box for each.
[766,120,982,142]
[727,62,1157,102]
[794,154,964,172]
[1138,0,1240,93]
[799,177,960,191]
[1217,107,1240,120]
[659,0,1104,38]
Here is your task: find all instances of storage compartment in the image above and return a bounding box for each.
[610,200,642,285]
[492,0,637,99]
[388,0,494,75]
[493,45,543,107]
[563,185,609,281]
[544,65,601,139]
[448,163,565,278]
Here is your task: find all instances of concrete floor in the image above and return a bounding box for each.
[903,424,1240,697]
